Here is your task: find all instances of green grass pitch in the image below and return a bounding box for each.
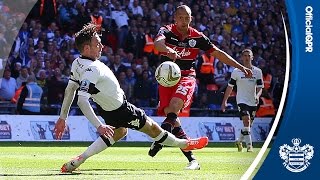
[0,142,269,179]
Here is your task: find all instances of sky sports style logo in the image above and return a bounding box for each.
[279,138,314,172]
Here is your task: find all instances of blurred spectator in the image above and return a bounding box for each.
[0,69,17,101]
[29,0,58,27]
[125,25,145,58]
[118,71,131,99]
[133,70,153,107]
[17,74,43,115]
[47,67,67,105]
[109,54,127,77]
[111,1,129,48]
[125,68,136,100]
[11,62,22,78]
[130,0,143,17]
[16,66,29,88]
[214,61,229,91]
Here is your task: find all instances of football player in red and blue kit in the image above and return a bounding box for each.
[150,5,253,170]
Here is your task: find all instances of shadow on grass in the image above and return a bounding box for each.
[1,172,81,176]
[1,169,179,177]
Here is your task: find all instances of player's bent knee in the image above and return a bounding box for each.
[118,127,128,136]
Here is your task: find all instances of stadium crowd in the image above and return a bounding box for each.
[0,0,287,116]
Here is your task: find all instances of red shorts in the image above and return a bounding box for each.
[157,76,196,116]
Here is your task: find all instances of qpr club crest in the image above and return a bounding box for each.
[188,39,196,47]
[279,138,314,172]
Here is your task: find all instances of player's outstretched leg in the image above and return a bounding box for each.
[148,113,177,157]
[142,117,208,152]
[61,128,127,173]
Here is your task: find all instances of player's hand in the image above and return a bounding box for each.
[221,102,227,112]
[97,124,115,138]
[54,118,66,140]
[241,66,253,78]
[166,48,181,61]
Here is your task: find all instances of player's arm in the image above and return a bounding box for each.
[54,61,81,139]
[211,49,252,77]
[54,80,79,139]
[60,81,79,120]
[221,71,237,112]
[199,33,252,77]
[77,68,114,137]
[255,69,264,104]
[154,27,181,61]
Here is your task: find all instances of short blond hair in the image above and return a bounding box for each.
[175,5,192,16]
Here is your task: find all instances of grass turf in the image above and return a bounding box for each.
[0,142,269,179]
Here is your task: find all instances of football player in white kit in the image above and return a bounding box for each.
[221,49,264,152]
[53,23,208,173]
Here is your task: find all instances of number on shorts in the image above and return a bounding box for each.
[176,85,188,96]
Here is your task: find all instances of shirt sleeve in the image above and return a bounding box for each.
[257,69,264,88]
[78,66,100,98]
[155,26,169,41]
[228,70,237,87]
[198,33,218,54]
[70,60,80,85]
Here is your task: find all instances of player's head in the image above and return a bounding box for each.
[75,23,103,60]
[174,5,192,32]
[241,49,253,67]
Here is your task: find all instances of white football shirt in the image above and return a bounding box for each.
[70,57,124,111]
[228,66,264,106]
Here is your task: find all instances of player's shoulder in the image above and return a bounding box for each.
[232,68,242,73]
[161,24,174,31]
[252,66,262,72]
[189,27,203,38]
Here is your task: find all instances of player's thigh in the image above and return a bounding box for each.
[172,76,196,109]
[158,85,176,116]
[99,100,147,130]
[238,103,257,123]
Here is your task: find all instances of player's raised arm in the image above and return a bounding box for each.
[211,49,252,77]
[154,28,181,61]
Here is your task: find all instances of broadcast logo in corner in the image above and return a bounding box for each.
[279,138,314,173]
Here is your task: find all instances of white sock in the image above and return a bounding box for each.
[81,136,115,160]
[242,127,252,147]
[153,131,187,149]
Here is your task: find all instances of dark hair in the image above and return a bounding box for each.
[74,23,98,52]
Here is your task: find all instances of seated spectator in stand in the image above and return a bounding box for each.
[214,61,229,91]
[0,69,17,101]
[47,68,67,105]
[109,54,127,77]
[37,69,50,114]
[118,71,131,99]
[133,70,153,107]
[11,62,22,79]
[17,74,43,115]
[16,66,29,88]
